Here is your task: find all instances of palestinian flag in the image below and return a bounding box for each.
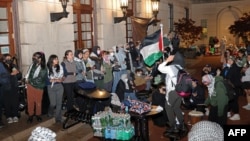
[140,29,163,66]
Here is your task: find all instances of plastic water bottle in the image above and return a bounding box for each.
[125,106,128,113]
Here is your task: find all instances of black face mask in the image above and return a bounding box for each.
[5,60,13,65]
[32,58,39,64]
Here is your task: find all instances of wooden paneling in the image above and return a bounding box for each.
[73,0,93,49]
[0,0,15,56]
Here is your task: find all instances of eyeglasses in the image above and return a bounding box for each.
[161,88,166,91]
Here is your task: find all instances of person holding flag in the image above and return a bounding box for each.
[140,25,186,137]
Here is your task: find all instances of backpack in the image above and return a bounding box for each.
[215,79,235,101]
[174,66,193,97]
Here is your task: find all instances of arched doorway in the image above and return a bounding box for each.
[216,6,242,45]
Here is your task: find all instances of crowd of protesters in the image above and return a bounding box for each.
[0,33,250,141]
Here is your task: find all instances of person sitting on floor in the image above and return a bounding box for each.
[182,78,206,113]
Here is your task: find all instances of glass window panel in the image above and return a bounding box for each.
[0,34,9,45]
[0,21,8,32]
[128,25,131,30]
[82,32,86,39]
[74,23,78,31]
[82,24,86,30]
[87,32,92,39]
[86,23,91,30]
[81,14,85,21]
[81,23,91,31]
[80,0,90,5]
[127,18,131,23]
[81,14,91,22]
[87,41,92,48]
[81,40,92,48]
[81,41,86,48]
[74,32,78,40]
[0,8,7,19]
[128,31,132,37]
[82,32,91,40]
[0,46,10,54]
[73,14,77,22]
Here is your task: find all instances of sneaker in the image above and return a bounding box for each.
[245,106,250,110]
[227,112,231,118]
[242,104,250,109]
[7,117,13,124]
[229,114,240,120]
[13,117,19,123]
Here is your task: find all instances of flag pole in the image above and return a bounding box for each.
[160,24,164,60]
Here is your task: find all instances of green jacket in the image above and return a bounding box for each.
[28,65,47,90]
[103,62,113,83]
[205,76,229,116]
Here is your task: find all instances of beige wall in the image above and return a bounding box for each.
[191,0,250,46]
[18,0,250,72]
[18,0,74,73]
[17,0,191,72]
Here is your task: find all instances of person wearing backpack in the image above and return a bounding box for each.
[158,55,187,137]
[203,71,228,127]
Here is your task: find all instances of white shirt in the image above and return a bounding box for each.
[158,61,182,104]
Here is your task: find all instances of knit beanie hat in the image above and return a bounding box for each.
[188,121,224,141]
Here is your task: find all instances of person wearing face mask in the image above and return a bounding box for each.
[0,54,20,124]
[221,56,242,121]
[25,52,47,123]
[90,46,105,89]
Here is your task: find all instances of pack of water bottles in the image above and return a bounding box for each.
[91,111,134,140]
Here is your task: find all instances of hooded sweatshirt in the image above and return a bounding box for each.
[205,75,228,116]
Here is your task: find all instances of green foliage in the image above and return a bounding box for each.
[228,12,250,45]
[174,18,203,47]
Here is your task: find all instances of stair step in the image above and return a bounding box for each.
[57,123,93,141]
[0,111,94,141]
